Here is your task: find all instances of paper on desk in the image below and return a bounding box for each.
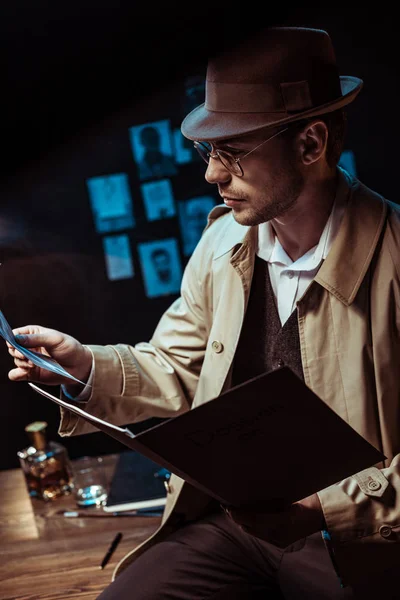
[0,309,89,386]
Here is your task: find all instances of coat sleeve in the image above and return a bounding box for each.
[58,229,214,437]
[317,455,400,586]
[317,206,400,587]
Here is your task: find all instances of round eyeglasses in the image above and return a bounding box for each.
[193,127,289,177]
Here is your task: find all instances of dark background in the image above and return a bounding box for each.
[0,3,398,469]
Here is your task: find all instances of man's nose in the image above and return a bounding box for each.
[205,156,232,185]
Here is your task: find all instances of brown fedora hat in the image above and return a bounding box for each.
[181,27,363,141]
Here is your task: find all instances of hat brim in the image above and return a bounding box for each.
[181,76,363,141]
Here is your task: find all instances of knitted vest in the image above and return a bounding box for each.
[231,256,304,386]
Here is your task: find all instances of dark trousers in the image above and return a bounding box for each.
[96,511,393,599]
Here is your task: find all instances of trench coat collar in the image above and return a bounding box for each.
[209,167,387,305]
[314,169,387,305]
[209,206,251,259]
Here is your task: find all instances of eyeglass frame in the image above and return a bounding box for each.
[193,126,289,177]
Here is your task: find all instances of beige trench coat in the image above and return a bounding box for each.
[59,168,400,587]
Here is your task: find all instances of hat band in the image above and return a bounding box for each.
[205,80,314,114]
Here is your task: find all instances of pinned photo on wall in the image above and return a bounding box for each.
[129,120,177,181]
[182,75,206,116]
[339,150,357,177]
[141,179,176,221]
[173,76,206,165]
[137,238,182,298]
[178,196,216,256]
[173,128,201,165]
[86,173,135,234]
[102,234,135,281]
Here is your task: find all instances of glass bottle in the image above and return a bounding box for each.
[17,421,73,501]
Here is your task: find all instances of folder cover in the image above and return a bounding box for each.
[29,366,386,508]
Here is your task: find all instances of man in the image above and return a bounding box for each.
[7,27,400,598]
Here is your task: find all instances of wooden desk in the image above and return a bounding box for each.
[0,454,161,600]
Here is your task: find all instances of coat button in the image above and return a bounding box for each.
[379,525,392,539]
[211,340,224,353]
[367,480,381,491]
[277,359,284,368]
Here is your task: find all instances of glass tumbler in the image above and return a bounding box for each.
[71,455,108,507]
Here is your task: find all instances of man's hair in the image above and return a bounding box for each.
[288,109,347,168]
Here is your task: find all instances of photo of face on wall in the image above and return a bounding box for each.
[137,238,182,298]
[102,234,135,281]
[183,75,206,115]
[141,179,176,221]
[86,173,135,234]
[178,196,216,256]
[174,76,206,165]
[129,120,177,181]
[173,128,202,165]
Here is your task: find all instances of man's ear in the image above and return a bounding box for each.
[298,120,328,166]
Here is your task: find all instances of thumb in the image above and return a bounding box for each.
[14,333,60,349]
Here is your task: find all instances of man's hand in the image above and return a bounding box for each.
[6,325,92,391]
[225,493,325,548]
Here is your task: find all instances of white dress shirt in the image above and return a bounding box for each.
[256,191,346,325]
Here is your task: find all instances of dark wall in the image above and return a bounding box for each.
[0,65,219,468]
[0,4,398,468]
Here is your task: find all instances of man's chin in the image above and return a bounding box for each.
[231,209,267,227]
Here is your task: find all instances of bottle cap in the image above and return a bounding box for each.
[25,421,47,450]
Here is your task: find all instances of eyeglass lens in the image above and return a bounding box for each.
[194,142,241,176]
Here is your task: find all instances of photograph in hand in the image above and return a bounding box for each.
[0,310,88,386]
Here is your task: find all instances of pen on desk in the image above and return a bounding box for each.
[99,532,123,570]
[62,510,162,518]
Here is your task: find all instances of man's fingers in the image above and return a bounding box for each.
[7,347,29,360]
[8,367,32,382]
[14,357,34,368]
[8,345,35,364]
[12,325,50,337]
[13,333,51,348]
